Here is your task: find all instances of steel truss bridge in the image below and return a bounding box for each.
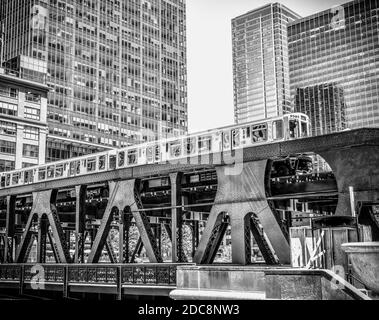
[0,128,379,299]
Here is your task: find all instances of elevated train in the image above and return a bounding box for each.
[0,113,311,189]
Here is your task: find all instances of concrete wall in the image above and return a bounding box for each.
[171,266,370,300]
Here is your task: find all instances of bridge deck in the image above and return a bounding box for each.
[0,128,378,198]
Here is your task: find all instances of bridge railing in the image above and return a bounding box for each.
[0,263,192,286]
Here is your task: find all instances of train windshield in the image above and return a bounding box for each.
[289,120,299,138]
[301,121,309,137]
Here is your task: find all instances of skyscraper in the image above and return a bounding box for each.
[232,3,300,124]
[1,0,188,162]
[288,0,379,130]
[295,83,347,136]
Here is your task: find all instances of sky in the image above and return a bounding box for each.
[186,0,344,133]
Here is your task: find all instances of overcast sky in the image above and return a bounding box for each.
[186,0,344,133]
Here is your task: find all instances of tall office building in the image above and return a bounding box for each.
[0,67,49,172]
[1,0,188,162]
[232,3,301,124]
[295,83,347,136]
[288,0,379,130]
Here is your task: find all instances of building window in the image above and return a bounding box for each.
[23,144,39,158]
[0,159,15,172]
[0,140,16,155]
[23,126,39,140]
[0,85,18,98]
[0,121,17,136]
[0,102,17,116]
[25,92,41,104]
[24,107,40,120]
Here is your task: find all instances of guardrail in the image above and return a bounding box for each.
[0,263,192,299]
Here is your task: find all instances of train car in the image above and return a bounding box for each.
[0,113,311,190]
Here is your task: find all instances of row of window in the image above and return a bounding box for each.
[0,139,39,158]
[0,121,40,140]
[0,85,18,98]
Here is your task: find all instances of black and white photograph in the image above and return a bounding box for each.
[0,0,378,308]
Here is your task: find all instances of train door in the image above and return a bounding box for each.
[98,154,107,171]
[138,146,147,165]
[127,149,138,166]
[289,118,300,139]
[168,139,183,160]
[272,119,284,141]
[146,144,160,164]
[222,130,231,151]
[108,151,117,170]
[198,135,212,154]
[231,129,241,150]
[240,126,251,146]
[185,136,197,157]
[212,132,222,153]
[117,151,125,169]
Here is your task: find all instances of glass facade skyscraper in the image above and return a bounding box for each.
[232,3,300,124]
[295,83,347,136]
[288,0,379,130]
[1,0,187,161]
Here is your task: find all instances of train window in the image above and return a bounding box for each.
[47,166,55,179]
[87,158,96,172]
[273,120,283,140]
[301,121,308,137]
[5,174,10,186]
[223,131,231,150]
[186,137,196,155]
[198,136,211,153]
[38,167,46,180]
[76,161,81,174]
[232,129,240,148]
[12,173,20,185]
[99,155,106,170]
[24,170,34,184]
[1,175,6,188]
[109,155,116,170]
[69,161,77,176]
[127,149,137,165]
[289,120,299,139]
[252,124,267,142]
[170,140,182,158]
[241,127,250,139]
[118,151,125,167]
[154,145,160,161]
[55,165,64,178]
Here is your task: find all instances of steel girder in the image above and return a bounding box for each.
[194,161,290,265]
[15,190,70,263]
[87,179,162,263]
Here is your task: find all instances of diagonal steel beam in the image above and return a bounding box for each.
[130,179,162,263]
[16,190,70,263]
[194,211,229,264]
[87,179,162,263]
[16,211,37,263]
[45,190,70,263]
[87,181,118,263]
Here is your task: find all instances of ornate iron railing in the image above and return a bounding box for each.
[0,263,191,287]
